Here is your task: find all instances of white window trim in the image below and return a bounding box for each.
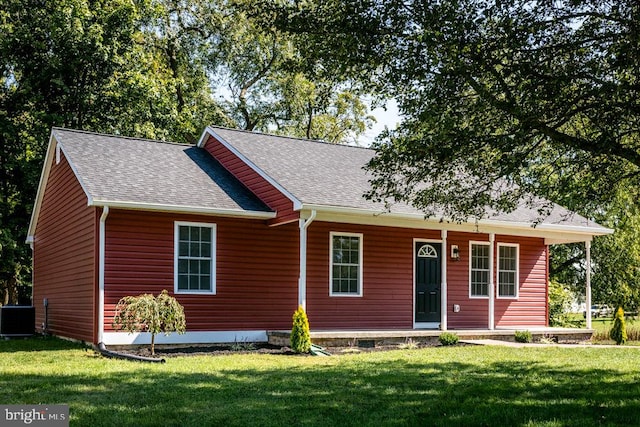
[329,231,363,297]
[497,243,519,299]
[469,241,491,299]
[174,221,216,295]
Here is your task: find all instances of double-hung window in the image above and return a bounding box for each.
[497,243,519,298]
[175,222,216,294]
[470,242,490,298]
[330,232,363,297]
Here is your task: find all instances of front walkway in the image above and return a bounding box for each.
[465,339,636,348]
[267,328,593,347]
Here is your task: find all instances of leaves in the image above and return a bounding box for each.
[112,290,186,354]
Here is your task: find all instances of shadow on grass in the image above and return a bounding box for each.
[1,347,640,426]
[0,335,87,352]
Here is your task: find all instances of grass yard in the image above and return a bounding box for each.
[2,337,640,426]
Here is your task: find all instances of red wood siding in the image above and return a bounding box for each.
[446,233,548,329]
[447,232,490,329]
[103,210,299,332]
[494,236,547,327]
[306,224,548,330]
[32,151,96,343]
[306,222,440,329]
[202,136,298,225]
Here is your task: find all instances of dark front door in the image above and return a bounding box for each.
[415,242,442,323]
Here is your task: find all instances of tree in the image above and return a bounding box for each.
[0,0,153,304]
[610,306,627,345]
[549,189,640,311]
[0,0,375,303]
[211,1,374,143]
[112,290,186,355]
[251,0,640,220]
[290,305,311,353]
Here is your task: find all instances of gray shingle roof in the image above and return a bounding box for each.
[53,128,271,214]
[208,126,609,231]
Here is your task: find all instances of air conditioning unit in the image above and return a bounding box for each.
[0,306,35,337]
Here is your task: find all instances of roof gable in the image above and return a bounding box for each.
[27,128,274,241]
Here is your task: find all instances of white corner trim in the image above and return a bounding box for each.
[102,330,268,345]
[98,206,109,344]
[197,127,303,210]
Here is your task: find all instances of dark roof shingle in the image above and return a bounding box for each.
[53,128,271,214]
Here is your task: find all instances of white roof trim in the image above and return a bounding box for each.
[198,127,303,210]
[90,199,276,219]
[26,131,95,242]
[299,204,612,243]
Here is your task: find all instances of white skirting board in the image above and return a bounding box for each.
[102,330,268,345]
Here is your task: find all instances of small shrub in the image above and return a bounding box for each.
[539,334,557,345]
[231,338,256,352]
[290,305,311,353]
[515,330,532,343]
[439,332,459,346]
[398,338,419,350]
[548,280,580,327]
[610,306,627,345]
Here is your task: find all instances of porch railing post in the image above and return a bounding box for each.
[586,240,592,329]
[441,229,448,331]
[489,233,495,330]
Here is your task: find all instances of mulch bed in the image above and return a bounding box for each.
[113,341,456,359]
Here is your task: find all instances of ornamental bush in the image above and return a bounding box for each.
[290,305,311,353]
[548,280,575,327]
[112,290,186,355]
[610,306,627,345]
[515,330,532,343]
[439,332,459,346]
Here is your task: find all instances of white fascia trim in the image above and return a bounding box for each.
[198,127,303,210]
[90,199,275,219]
[26,133,56,243]
[26,132,94,243]
[299,204,611,242]
[102,330,268,345]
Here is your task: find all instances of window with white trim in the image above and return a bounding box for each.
[330,232,363,296]
[497,243,519,298]
[175,222,216,294]
[470,242,490,297]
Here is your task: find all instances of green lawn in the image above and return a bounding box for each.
[2,337,640,426]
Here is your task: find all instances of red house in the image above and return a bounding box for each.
[27,127,611,345]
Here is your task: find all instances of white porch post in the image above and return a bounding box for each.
[298,211,317,310]
[488,233,495,330]
[586,240,592,329]
[98,206,109,344]
[441,229,448,331]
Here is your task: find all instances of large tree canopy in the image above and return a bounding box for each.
[253,0,640,220]
[0,0,374,303]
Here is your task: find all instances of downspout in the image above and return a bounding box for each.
[298,210,317,310]
[585,240,592,329]
[98,206,109,344]
[441,230,448,331]
[488,233,495,330]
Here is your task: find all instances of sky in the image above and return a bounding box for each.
[362,99,401,146]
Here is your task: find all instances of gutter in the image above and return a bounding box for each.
[98,206,109,345]
[298,210,317,309]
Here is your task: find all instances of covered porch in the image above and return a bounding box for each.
[267,327,594,348]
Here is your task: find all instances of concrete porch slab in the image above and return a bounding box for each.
[267,328,594,347]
